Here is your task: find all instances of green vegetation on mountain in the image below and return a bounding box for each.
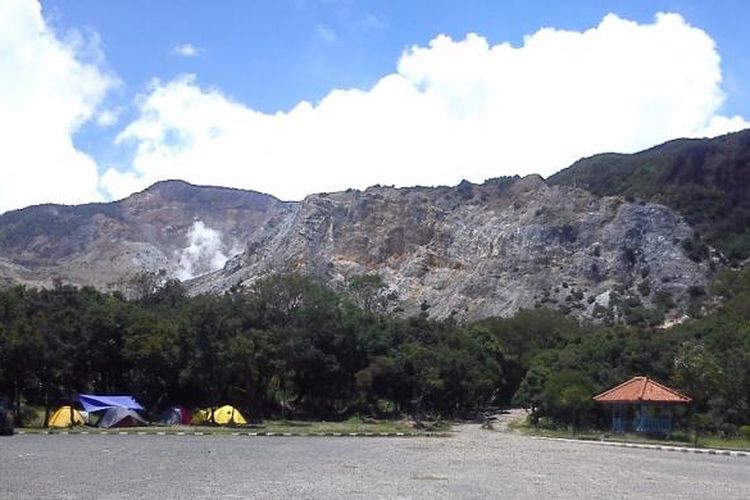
[549,129,750,261]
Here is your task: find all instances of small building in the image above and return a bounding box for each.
[593,376,691,435]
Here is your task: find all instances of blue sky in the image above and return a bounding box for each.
[1,0,748,212]
[43,0,750,114]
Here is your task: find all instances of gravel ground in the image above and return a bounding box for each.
[1,423,749,499]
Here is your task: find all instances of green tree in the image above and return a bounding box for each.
[540,370,596,432]
[672,340,722,413]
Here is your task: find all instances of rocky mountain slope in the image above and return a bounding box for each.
[0,180,291,290]
[191,175,714,322]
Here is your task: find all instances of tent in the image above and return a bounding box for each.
[196,405,247,426]
[77,394,144,412]
[98,407,148,428]
[159,406,192,425]
[47,406,85,428]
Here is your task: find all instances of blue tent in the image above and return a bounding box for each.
[77,394,144,413]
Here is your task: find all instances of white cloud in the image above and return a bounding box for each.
[172,43,198,57]
[364,13,384,30]
[96,107,122,127]
[0,0,116,213]
[103,13,747,202]
[692,114,749,138]
[315,25,338,44]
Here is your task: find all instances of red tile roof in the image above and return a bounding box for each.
[593,376,691,405]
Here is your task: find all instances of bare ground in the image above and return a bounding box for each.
[1,417,748,499]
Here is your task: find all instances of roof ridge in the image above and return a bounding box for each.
[592,377,639,401]
[593,375,692,403]
[644,376,691,402]
[640,376,649,399]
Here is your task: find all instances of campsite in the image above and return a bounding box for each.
[44,394,251,431]
[39,394,422,437]
[37,394,422,436]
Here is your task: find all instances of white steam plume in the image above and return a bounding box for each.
[176,221,239,280]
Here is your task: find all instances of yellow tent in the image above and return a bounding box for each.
[47,406,85,427]
[196,405,247,425]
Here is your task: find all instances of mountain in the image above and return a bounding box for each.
[0,180,292,290]
[4,130,748,322]
[549,129,750,261]
[191,175,712,322]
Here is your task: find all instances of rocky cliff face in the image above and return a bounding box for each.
[0,174,716,321]
[0,180,291,290]
[190,175,714,321]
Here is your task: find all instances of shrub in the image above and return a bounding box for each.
[537,416,563,430]
[681,237,709,262]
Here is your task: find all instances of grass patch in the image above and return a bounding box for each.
[518,426,607,441]
[696,436,750,451]
[19,417,450,436]
[260,417,420,434]
[506,417,531,432]
[16,405,46,427]
[517,424,750,451]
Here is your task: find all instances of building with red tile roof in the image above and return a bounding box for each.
[593,376,691,435]
[593,376,691,405]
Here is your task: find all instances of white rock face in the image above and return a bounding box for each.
[191,176,713,321]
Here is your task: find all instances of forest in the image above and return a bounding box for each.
[1,268,749,435]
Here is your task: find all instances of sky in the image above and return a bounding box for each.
[1,0,749,213]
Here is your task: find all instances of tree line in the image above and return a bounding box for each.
[1,269,749,434]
